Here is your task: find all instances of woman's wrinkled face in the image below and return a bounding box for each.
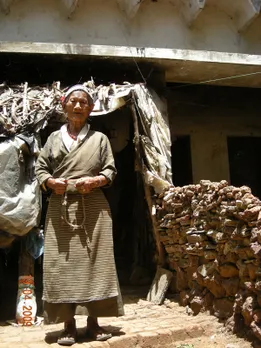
[64,90,93,126]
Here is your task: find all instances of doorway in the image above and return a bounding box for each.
[227,136,261,199]
[171,135,193,186]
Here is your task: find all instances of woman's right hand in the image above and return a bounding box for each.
[46,178,68,195]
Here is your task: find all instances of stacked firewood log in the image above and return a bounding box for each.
[156,180,261,340]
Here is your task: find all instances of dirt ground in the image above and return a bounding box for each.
[172,334,252,348]
[0,286,257,348]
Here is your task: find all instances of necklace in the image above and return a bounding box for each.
[67,126,78,140]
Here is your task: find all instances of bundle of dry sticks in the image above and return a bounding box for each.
[0,82,63,135]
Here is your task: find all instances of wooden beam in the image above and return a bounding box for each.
[18,238,34,277]
[0,0,14,14]
[116,0,143,19]
[180,0,206,26]
[61,0,79,18]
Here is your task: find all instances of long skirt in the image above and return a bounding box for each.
[42,188,124,324]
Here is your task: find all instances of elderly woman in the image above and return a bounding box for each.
[36,85,124,346]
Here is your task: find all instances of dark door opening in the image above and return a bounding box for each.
[227,136,261,199]
[171,135,193,186]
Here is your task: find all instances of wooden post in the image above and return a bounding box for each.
[18,237,34,277]
[16,237,36,326]
[129,101,166,267]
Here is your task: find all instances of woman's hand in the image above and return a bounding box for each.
[75,177,99,194]
[46,178,68,195]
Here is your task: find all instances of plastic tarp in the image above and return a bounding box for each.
[0,136,41,236]
[90,83,172,193]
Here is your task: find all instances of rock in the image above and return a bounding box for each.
[188,255,199,267]
[204,250,217,260]
[179,290,190,306]
[253,309,261,324]
[185,245,204,256]
[255,281,261,291]
[250,321,261,340]
[192,270,204,287]
[236,260,249,278]
[223,219,239,227]
[219,263,239,278]
[165,244,185,253]
[178,258,190,269]
[190,296,203,315]
[213,298,234,319]
[157,181,261,335]
[226,313,245,334]
[247,263,258,280]
[250,242,261,258]
[197,263,215,278]
[257,295,261,308]
[176,267,188,291]
[233,291,245,314]
[218,252,238,265]
[168,272,177,293]
[236,246,253,260]
[204,273,226,298]
[186,267,199,289]
[202,291,214,310]
[222,278,239,297]
[169,259,178,271]
[186,233,206,244]
[242,296,255,326]
[224,241,237,255]
[243,280,256,292]
[243,206,261,220]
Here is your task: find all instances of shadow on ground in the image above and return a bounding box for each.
[45,325,125,344]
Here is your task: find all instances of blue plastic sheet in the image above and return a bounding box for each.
[26,228,44,259]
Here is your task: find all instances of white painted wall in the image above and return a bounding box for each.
[0,0,261,54]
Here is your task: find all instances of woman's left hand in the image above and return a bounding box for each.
[75,177,98,194]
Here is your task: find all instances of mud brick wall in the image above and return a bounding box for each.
[156,180,261,340]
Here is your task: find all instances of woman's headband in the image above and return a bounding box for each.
[62,84,94,105]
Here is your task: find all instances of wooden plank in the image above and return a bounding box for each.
[146,266,173,305]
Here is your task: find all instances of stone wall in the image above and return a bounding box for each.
[156,180,261,340]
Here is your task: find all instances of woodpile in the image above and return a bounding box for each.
[0,82,63,135]
[156,180,261,340]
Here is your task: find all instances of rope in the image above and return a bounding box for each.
[61,193,86,229]
[171,71,261,89]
